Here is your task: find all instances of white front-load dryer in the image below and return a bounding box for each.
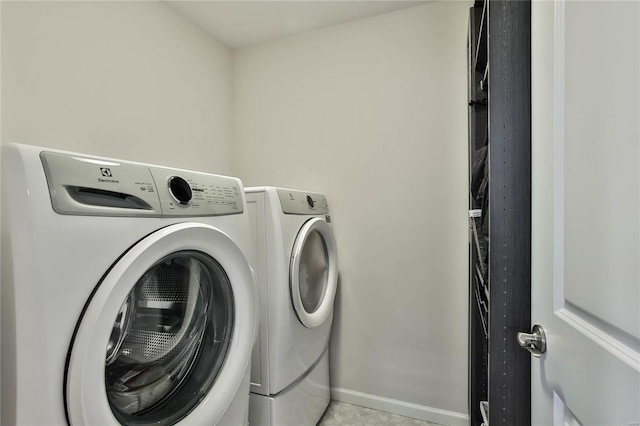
[245,187,339,426]
[0,143,258,425]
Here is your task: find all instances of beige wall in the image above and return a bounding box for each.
[232,2,470,423]
[1,1,233,174]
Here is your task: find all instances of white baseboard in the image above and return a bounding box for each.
[330,387,469,426]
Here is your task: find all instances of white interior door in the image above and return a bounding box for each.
[531,1,640,425]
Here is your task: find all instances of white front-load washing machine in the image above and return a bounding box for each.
[1,143,258,425]
[245,187,338,426]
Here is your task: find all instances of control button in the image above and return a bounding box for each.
[168,176,192,205]
[306,195,315,208]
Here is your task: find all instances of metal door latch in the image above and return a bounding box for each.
[517,324,547,358]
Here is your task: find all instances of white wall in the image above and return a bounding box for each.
[232,2,470,424]
[1,1,233,174]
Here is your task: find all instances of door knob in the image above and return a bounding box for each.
[517,324,547,357]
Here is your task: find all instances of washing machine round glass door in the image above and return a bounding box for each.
[290,217,338,328]
[65,223,257,426]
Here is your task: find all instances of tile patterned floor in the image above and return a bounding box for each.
[317,401,444,426]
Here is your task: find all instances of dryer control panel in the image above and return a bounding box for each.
[40,151,243,217]
[276,188,329,215]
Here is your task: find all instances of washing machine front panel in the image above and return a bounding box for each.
[2,144,255,425]
[290,217,338,328]
[66,223,256,426]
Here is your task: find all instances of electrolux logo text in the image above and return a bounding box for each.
[98,167,119,184]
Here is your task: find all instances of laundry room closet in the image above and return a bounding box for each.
[2,1,471,425]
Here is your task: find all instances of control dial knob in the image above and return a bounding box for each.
[168,176,192,205]
[306,195,315,208]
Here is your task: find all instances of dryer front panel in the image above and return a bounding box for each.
[65,223,257,426]
[290,218,338,328]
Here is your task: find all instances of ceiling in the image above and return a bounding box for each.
[166,1,432,48]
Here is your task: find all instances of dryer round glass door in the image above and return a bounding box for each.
[65,223,257,426]
[290,217,338,328]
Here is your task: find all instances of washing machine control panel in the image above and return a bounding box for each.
[40,151,243,217]
[149,166,243,216]
[276,188,329,215]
